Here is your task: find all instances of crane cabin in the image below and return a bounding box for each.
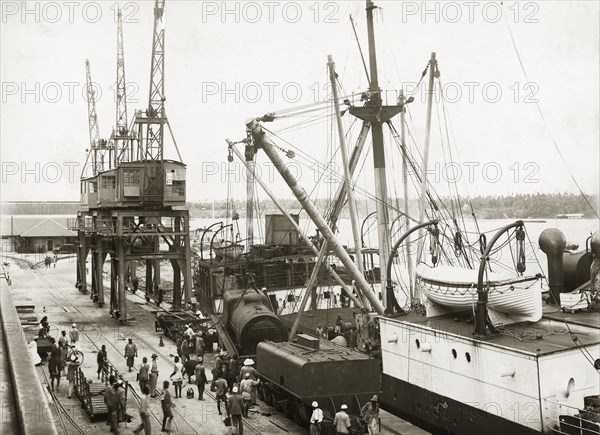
[80,160,186,209]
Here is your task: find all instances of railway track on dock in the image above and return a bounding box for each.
[24,266,265,435]
[39,366,87,435]
[381,422,403,435]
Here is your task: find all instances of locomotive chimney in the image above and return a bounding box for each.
[539,228,567,304]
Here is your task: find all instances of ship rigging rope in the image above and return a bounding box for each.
[388,121,481,258]
[264,91,365,121]
[503,7,599,220]
[261,125,408,222]
[439,80,472,235]
[565,320,600,371]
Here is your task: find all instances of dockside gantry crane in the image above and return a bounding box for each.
[71,0,192,323]
[112,7,134,166]
[83,59,110,177]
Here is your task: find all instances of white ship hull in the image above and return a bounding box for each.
[379,315,600,434]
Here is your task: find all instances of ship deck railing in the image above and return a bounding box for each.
[543,397,600,434]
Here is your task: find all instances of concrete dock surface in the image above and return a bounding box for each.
[2,254,429,435]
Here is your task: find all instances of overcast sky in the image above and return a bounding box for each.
[1,1,598,205]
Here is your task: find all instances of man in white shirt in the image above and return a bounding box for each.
[310,401,323,434]
[133,385,151,434]
[334,404,351,434]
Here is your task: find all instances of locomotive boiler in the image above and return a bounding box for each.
[257,336,380,434]
[221,288,288,356]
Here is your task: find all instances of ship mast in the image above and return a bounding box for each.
[416,52,438,301]
[328,55,368,309]
[399,90,415,300]
[349,0,402,311]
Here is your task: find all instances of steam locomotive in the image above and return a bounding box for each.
[220,287,288,356]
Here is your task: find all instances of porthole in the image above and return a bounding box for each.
[465,352,471,363]
[415,339,420,349]
[451,349,457,359]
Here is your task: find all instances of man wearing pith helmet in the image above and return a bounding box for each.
[309,400,323,434]
[334,404,351,434]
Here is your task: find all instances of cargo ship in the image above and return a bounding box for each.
[224,1,600,434]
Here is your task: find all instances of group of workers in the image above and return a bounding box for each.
[29,316,380,435]
[110,329,261,434]
[309,394,380,435]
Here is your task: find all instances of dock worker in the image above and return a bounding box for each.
[138,356,151,394]
[69,323,80,345]
[227,354,240,393]
[221,352,230,383]
[239,373,260,417]
[315,324,324,338]
[176,336,183,361]
[124,338,138,372]
[115,379,131,425]
[195,331,205,358]
[183,354,198,383]
[310,401,324,435]
[38,316,49,338]
[29,338,42,366]
[104,376,119,433]
[149,354,159,398]
[239,358,257,382]
[97,344,107,379]
[228,386,244,434]
[58,330,68,375]
[133,385,151,435]
[180,336,189,364]
[211,351,225,391]
[48,341,61,392]
[194,357,207,400]
[184,324,194,338]
[170,356,184,398]
[65,353,81,399]
[161,380,175,432]
[214,372,229,416]
[334,404,352,434]
[361,395,380,435]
